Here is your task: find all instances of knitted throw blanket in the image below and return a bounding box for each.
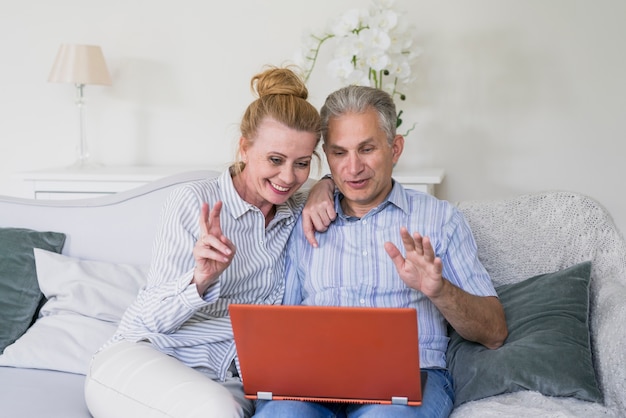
[450,191,626,417]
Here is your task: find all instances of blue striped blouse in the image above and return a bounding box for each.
[109,169,305,381]
[283,180,497,369]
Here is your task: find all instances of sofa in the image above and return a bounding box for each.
[0,169,624,417]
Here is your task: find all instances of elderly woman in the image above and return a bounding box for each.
[84,66,323,418]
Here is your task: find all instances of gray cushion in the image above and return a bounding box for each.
[0,227,66,353]
[446,261,602,407]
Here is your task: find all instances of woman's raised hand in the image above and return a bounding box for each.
[192,201,236,295]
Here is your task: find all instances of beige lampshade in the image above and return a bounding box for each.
[48,44,112,86]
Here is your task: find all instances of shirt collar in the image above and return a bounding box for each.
[334,178,409,221]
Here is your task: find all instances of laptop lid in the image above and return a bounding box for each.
[229,304,422,406]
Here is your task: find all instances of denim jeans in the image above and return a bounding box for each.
[253,369,454,418]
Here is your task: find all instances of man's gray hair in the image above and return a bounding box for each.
[320,85,397,146]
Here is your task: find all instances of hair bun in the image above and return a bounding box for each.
[251,66,308,100]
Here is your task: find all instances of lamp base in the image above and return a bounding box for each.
[69,157,103,169]
[71,84,103,170]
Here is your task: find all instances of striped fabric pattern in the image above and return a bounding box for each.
[283,180,497,369]
[109,169,305,381]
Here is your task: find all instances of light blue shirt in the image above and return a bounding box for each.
[283,180,497,369]
[110,169,305,381]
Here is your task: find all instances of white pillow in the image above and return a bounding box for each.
[0,249,147,375]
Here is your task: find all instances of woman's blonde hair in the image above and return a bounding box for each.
[233,66,321,174]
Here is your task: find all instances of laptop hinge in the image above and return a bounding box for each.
[391,396,409,405]
[257,391,273,400]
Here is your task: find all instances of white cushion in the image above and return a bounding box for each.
[0,249,146,375]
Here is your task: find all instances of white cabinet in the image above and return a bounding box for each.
[18,166,445,200]
[18,165,211,200]
[393,169,445,195]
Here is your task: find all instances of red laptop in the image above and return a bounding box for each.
[229,304,423,406]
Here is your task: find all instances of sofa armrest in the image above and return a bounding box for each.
[591,278,626,411]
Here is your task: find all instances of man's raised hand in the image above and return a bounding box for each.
[384,227,444,298]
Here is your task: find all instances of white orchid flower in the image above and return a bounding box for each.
[294,0,418,135]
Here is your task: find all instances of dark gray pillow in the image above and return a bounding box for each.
[446,261,602,407]
[0,227,66,353]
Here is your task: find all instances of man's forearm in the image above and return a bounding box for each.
[431,279,508,349]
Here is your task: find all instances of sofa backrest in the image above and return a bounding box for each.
[0,170,220,265]
[457,190,626,288]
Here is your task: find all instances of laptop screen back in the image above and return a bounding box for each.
[229,304,422,406]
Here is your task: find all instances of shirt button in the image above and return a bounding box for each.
[362,250,368,256]
[259,240,263,245]
[362,219,367,224]
[360,299,366,304]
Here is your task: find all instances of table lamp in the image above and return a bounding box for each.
[48,44,112,167]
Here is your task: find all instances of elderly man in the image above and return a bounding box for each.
[254,85,508,418]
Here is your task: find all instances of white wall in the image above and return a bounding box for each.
[2,0,626,235]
